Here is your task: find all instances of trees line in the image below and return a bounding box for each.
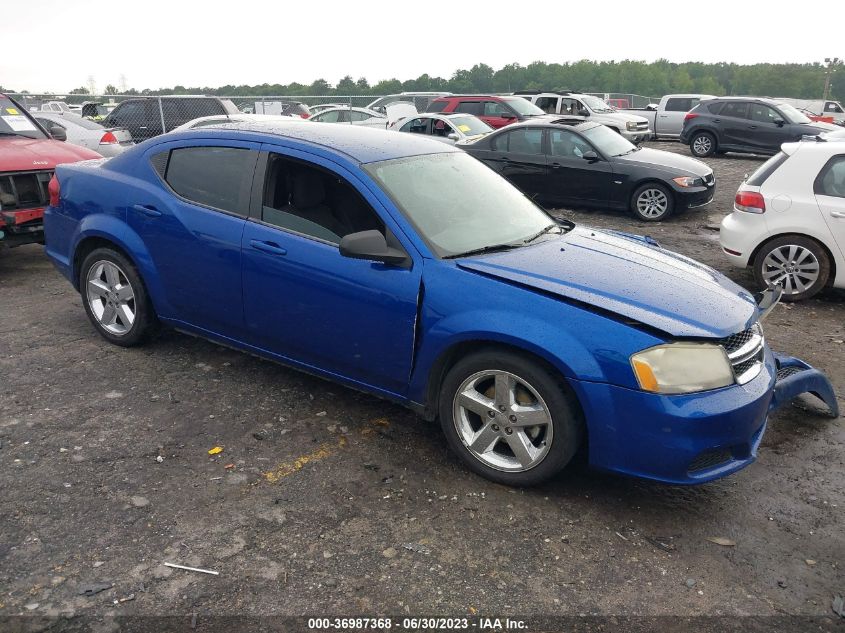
[6,59,843,100]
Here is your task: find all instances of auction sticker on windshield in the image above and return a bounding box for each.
[2,115,37,131]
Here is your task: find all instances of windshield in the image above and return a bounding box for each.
[449,116,492,136]
[503,97,545,117]
[365,152,560,257]
[582,95,614,113]
[775,103,812,124]
[582,124,636,156]
[0,96,48,139]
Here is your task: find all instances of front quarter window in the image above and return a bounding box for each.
[364,152,561,257]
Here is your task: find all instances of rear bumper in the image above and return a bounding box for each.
[719,210,768,267]
[572,347,837,484]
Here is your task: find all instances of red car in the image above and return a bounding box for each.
[426,95,546,129]
[0,94,100,248]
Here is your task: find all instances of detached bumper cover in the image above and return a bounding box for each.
[573,348,837,485]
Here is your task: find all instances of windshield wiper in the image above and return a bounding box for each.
[444,243,523,259]
[523,223,562,244]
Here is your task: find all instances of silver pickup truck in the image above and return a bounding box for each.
[620,94,715,140]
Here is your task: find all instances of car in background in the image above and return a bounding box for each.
[426,95,546,129]
[100,96,239,142]
[0,93,100,248]
[80,101,118,122]
[33,111,133,157]
[680,97,839,158]
[307,103,348,116]
[619,94,715,140]
[367,92,450,115]
[774,98,845,126]
[391,113,493,144]
[720,138,845,301]
[39,101,72,113]
[308,106,389,128]
[43,122,837,487]
[515,91,651,143]
[252,100,311,118]
[173,114,305,131]
[459,118,714,221]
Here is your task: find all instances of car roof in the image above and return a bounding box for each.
[171,121,460,163]
[705,96,782,105]
[436,95,522,101]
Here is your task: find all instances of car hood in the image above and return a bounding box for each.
[615,147,711,176]
[596,111,649,123]
[0,137,101,172]
[456,227,757,338]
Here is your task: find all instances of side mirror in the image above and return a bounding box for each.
[50,126,67,142]
[774,118,785,127]
[578,109,590,117]
[447,133,459,141]
[502,113,517,120]
[582,151,599,162]
[339,230,408,265]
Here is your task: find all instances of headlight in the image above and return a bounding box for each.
[626,121,638,131]
[630,343,734,394]
[672,176,705,188]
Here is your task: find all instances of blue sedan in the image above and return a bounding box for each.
[43,122,838,486]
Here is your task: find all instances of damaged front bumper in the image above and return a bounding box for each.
[770,353,839,418]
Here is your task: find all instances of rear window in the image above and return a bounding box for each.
[746,152,789,186]
[665,98,694,112]
[164,146,256,216]
[426,100,448,113]
[0,95,48,139]
[706,102,724,115]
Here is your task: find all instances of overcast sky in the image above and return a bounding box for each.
[2,0,839,93]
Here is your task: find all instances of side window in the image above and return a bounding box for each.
[825,101,843,114]
[162,99,184,123]
[401,117,430,134]
[483,101,511,117]
[314,110,341,123]
[36,118,63,130]
[426,100,448,113]
[164,146,256,216]
[548,129,592,158]
[260,154,385,244]
[454,101,482,115]
[349,110,372,122]
[500,128,543,154]
[559,98,583,116]
[431,119,454,138]
[707,102,724,115]
[535,97,558,114]
[748,104,780,123]
[665,98,693,112]
[815,156,845,198]
[720,102,749,118]
[114,101,144,121]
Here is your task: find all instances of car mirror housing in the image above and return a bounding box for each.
[502,113,517,120]
[339,230,408,266]
[50,126,67,142]
[774,119,785,127]
[579,109,590,117]
[447,133,459,141]
[582,150,599,162]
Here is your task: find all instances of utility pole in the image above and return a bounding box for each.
[823,57,839,102]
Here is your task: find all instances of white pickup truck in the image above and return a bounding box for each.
[619,94,715,140]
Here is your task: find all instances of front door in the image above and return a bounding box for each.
[545,128,613,206]
[815,154,845,261]
[746,103,793,153]
[240,148,421,395]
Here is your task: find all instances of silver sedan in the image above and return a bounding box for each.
[390,113,493,144]
[33,111,133,157]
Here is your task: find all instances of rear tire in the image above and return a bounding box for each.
[690,131,716,157]
[80,247,157,347]
[631,183,674,221]
[752,236,830,302]
[438,350,583,486]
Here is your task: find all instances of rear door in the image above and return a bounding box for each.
[814,154,845,259]
[660,97,698,136]
[718,101,750,147]
[487,127,548,198]
[131,141,259,336]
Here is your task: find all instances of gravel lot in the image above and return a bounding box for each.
[1,142,843,629]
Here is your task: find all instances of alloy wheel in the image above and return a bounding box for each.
[86,260,136,336]
[693,135,712,155]
[761,245,820,295]
[452,370,553,472]
[636,188,669,219]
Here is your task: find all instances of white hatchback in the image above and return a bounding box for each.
[720,137,845,301]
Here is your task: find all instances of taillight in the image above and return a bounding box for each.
[48,175,60,207]
[684,112,699,121]
[735,190,766,213]
[99,131,118,144]
[299,113,309,119]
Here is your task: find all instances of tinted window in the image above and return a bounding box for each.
[314,110,341,122]
[501,128,543,154]
[721,102,749,118]
[261,153,384,243]
[706,102,724,114]
[400,117,430,134]
[483,101,512,117]
[548,129,593,158]
[748,103,780,123]
[165,147,256,216]
[426,100,448,113]
[559,98,584,116]
[665,98,693,112]
[825,102,843,114]
[113,100,146,121]
[815,156,845,198]
[535,97,558,114]
[746,152,789,186]
[349,110,374,122]
[454,101,482,115]
[36,117,64,131]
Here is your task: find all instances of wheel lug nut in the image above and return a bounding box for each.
[487,410,495,418]
[505,427,513,435]
[498,405,506,412]
[492,424,500,432]
[509,415,517,422]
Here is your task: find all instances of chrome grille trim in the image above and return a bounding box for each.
[719,323,765,385]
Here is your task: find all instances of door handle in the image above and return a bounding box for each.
[132,204,161,217]
[551,163,561,169]
[831,211,845,219]
[749,125,758,129]
[249,239,287,256]
[713,119,721,123]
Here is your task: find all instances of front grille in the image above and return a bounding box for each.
[0,171,52,213]
[704,173,715,186]
[688,448,733,473]
[718,322,765,385]
[636,122,649,130]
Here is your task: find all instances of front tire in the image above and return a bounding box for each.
[80,247,156,346]
[690,131,716,157]
[438,350,583,486]
[631,183,674,221]
[752,236,830,302]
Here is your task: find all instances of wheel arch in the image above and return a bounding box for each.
[687,126,719,147]
[746,232,838,287]
[630,179,676,208]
